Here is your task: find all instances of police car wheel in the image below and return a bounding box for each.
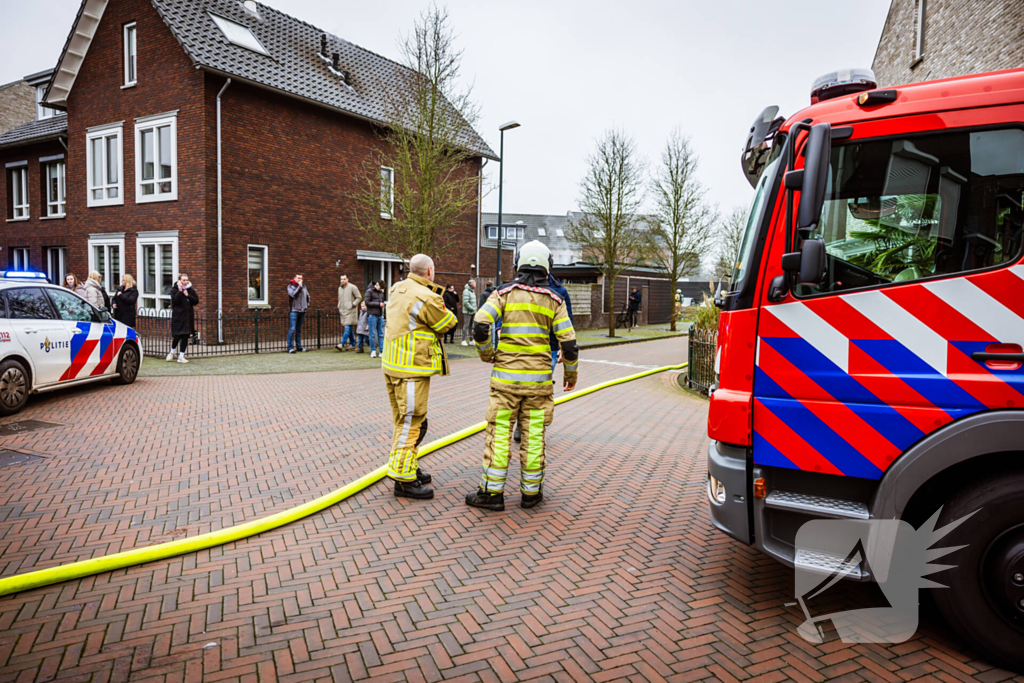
[111,345,140,385]
[0,359,29,415]
[931,471,1024,673]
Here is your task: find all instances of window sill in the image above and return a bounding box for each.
[248,303,271,309]
[380,212,393,220]
[909,56,924,69]
[5,217,30,223]
[136,194,178,204]
[87,200,125,208]
[121,82,136,90]
[40,214,66,221]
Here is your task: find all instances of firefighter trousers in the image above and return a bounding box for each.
[385,376,431,482]
[480,388,554,494]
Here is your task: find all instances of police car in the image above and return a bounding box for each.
[0,271,141,415]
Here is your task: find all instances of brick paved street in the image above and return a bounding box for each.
[0,337,1020,682]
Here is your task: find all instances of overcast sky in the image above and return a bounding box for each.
[1,0,891,223]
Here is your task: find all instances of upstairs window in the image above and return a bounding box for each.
[209,13,269,56]
[86,124,123,207]
[44,160,65,217]
[8,165,28,219]
[537,228,546,236]
[135,114,177,202]
[35,86,57,120]
[124,22,137,86]
[381,166,395,218]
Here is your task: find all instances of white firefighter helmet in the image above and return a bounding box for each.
[516,240,551,274]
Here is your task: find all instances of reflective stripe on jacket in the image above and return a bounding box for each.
[383,273,458,378]
[474,283,577,396]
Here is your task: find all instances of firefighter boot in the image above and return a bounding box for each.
[465,489,505,511]
[521,487,543,509]
[416,468,432,484]
[394,479,434,499]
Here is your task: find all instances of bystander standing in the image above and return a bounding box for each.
[287,274,310,353]
[83,271,107,310]
[356,302,370,353]
[168,273,198,363]
[364,280,386,359]
[64,274,86,297]
[628,286,642,329]
[442,285,459,344]
[113,274,139,328]
[460,280,476,345]
[336,274,362,351]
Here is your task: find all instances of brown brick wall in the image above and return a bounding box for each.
[0,0,485,315]
[0,140,70,272]
[0,81,35,135]
[211,78,482,310]
[872,0,1024,87]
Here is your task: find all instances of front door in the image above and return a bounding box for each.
[4,287,73,386]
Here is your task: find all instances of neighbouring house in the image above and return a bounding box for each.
[0,0,496,320]
[480,211,674,328]
[0,75,39,136]
[871,0,1024,87]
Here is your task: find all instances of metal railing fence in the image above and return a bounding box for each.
[686,323,717,396]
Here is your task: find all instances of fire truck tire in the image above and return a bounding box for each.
[931,471,1024,673]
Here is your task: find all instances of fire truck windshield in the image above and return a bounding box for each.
[731,156,780,290]
[794,127,1024,297]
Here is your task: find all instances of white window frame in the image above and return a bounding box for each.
[9,165,28,219]
[86,123,124,207]
[123,22,137,87]
[88,234,126,295]
[10,248,29,271]
[209,13,270,56]
[135,112,177,203]
[46,247,66,284]
[537,228,546,236]
[44,159,66,217]
[487,226,498,240]
[135,231,179,312]
[380,166,395,219]
[247,244,269,307]
[35,86,56,120]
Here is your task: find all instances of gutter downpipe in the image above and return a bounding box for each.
[216,78,232,344]
[476,158,486,282]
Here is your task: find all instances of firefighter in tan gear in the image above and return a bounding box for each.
[383,254,458,499]
[466,241,579,511]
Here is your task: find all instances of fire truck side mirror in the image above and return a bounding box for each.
[798,238,827,285]
[797,123,832,230]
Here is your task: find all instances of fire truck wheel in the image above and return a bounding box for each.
[931,470,1024,673]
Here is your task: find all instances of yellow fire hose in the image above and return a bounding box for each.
[0,362,686,598]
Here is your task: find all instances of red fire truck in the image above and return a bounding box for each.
[707,67,1024,669]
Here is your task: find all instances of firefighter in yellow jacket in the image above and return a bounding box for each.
[383,254,458,499]
[466,241,578,511]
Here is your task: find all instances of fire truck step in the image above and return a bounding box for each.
[764,491,869,520]
[794,548,868,579]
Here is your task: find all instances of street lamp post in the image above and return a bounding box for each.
[496,120,520,286]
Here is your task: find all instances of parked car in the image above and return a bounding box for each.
[0,271,141,415]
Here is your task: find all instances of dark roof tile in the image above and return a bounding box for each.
[0,114,68,150]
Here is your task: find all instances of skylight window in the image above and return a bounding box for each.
[209,13,269,56]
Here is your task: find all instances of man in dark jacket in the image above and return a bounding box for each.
[287,274,310,353]
[442,285,459,344]
[627,287,642,329]
[481,281,495,306]
[168,273,199,363]
[364,280,386,358]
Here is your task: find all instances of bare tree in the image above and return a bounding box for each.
[647,130,718,330]
[713,206,748,279]
[351,5,482,260]
[566,129,647,338]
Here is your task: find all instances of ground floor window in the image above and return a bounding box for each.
[10,247,30,271]
[88,235,125,294]
[46,247,66,284]
[137,232,178,311]
[248,245,268,306]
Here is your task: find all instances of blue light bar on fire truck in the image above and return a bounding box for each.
[810,68,877,104]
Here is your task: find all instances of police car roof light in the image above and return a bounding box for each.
[2,271,48,279]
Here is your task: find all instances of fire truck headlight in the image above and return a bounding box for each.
[707,474,727,505]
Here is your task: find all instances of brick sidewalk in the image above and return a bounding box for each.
[0,337,1020,682]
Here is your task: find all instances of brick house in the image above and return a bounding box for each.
[871,0,1024,87]
[0,0,496,318]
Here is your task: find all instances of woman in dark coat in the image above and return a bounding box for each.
[442,285,459,344]
[168,273,199,363]
[113,274,139,328]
